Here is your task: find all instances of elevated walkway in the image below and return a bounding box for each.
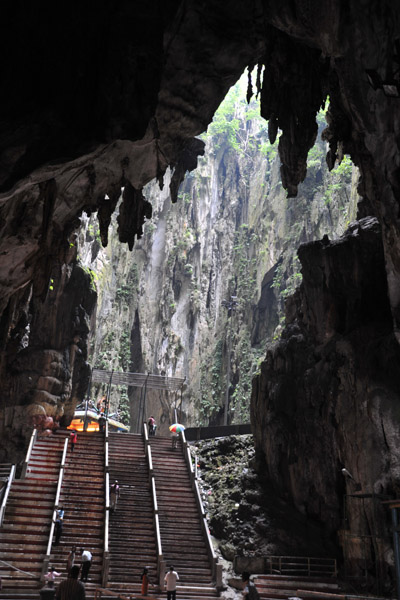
[184,424,251,441]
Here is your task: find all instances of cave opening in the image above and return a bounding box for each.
[78,69,356,436]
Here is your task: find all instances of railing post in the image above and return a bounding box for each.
[21,428,37,479]
[103,421,110,588]
[42,437,68,579]
[215,559,223,589]
[159,557,166,588]
[0,464,15,527]
[143,422,163,590]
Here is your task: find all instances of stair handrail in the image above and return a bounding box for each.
[143,422,165,587]
[42,436,69,579]
[179,430,222,588]
[0,464,16,527]
[152,477,158,514]
[21,427,37,479]
[102,420,110,588]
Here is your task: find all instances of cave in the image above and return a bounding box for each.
[1,1,400,594]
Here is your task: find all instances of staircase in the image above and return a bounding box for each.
[149,435,218,600]
[254,574,343,600]
[0,433,66,599]
[106,432,157,595]
[49,430,105,599]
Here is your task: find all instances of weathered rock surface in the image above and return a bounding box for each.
[1,1,400,330]
[251,217,400,591]
[194,435,337,559]
[0,243,96,462]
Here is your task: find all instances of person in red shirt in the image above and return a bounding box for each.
[69,431,77,452]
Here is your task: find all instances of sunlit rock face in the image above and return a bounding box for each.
[251,217,400,589]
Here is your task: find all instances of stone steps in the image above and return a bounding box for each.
[49,431,105,589]
[254,574,342,600]
[149,436,214,588]
[0,434,66,595]
[106,432,157,588]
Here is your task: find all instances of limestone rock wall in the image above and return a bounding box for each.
[85,87,356,434]
[0,239,96,463]
[251,217,400,591]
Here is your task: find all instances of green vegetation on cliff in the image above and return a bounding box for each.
[82,71,358,430]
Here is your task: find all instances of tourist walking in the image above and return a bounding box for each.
[98,413,106,432]
[110,480,120,512]
[164,565,179,600]
[44,566,61,588]
[66,546,76,573]
[56,565,86,600]
[148,416,156,436]
[69,430,77,452]
[80,548,92,582]
[241,572,260,600]
[54,507,64,545]
[171,432,178,449]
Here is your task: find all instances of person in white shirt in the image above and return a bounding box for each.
[80,548,92,582]
[164,565,179,600]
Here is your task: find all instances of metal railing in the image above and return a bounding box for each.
[0,464,16,527]
[21,428,37,479]
[42,436,69,578]
[263,555,337,577]
[144,422,165,587]
[180,430,222,588]
[103,420,110,588]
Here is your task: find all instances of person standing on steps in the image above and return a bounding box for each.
[241,572,260,600]
[66,546,76,573]
[148,416,156,436]
[56,565,86,600]
[164,565,179,600]
[44,566,61,588]
[141,566,153,596]
[98,413,106,433]
[54,506,64,545]
[171,432,178,450]
[80,548,92,582]
[69,430,77,452]
[110,480,120,512]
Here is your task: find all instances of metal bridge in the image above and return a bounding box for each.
[91,369,186,392]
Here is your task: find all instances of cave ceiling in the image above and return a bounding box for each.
[1,0,400,335]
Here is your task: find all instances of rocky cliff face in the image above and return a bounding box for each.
[85,83,356,433]
[251,216,400,591]
[0,239,96,462]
